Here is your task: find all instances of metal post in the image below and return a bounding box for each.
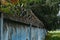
[30,23,32,40]
[1,13,3,40]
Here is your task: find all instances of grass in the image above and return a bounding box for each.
[45,31,60,40]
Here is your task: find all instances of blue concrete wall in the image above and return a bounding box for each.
[31,27,46,40]
[2,21,47,40]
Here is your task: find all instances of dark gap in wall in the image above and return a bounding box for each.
[4,18,30,26]
[0,12,1,17]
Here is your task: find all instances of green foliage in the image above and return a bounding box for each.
[30,0,60,30]
[1,0,60,30]
[45,31,60,40]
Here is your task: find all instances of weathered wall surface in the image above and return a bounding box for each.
[2,20,46,40]
[0,11,46,40]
